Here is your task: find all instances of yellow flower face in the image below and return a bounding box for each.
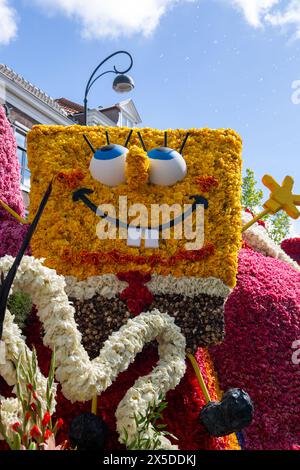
[27,125,242,286]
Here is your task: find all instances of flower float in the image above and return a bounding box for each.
[1,124,254,450]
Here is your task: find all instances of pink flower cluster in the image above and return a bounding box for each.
[281,238,300,265]
[0,219,30,257]
[0,106,25,219]
[210,248,300,449]
[0,106,29,256]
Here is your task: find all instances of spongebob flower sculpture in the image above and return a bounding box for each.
[0,124,252,450]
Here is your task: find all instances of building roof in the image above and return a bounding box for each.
[0,64,69,118]
[56,97,142,126]
[55,97,84,115]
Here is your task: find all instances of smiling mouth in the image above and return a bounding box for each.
[72,188,209,233]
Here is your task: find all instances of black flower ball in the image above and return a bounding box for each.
[69,413,108,451]
[200,388,253,437]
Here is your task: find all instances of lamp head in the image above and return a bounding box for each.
[113,74,135,93]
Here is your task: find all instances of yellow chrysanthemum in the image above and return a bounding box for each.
[27,125,242,286]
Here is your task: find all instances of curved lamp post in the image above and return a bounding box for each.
[83,50,134,126]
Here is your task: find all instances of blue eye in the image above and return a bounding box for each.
[147,147,187,186]
[90,144,128,186]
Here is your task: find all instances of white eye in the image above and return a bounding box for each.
[89,144,128,186]
[147,147,187,186]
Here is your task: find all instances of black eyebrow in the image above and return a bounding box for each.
[83,134,96,154]
[124,129,133,147]
[137,131,147,152]
[179,132,190,155]
[164,131,168,147]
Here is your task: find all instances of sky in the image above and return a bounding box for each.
[0,0,299,235]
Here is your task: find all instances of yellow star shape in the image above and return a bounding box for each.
[242,174,300,233]
[262,175,300,219]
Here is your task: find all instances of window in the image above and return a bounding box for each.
[15,128,30,191]
[121,113,133,128]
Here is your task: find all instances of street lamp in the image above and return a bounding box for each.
[83,50,134,126]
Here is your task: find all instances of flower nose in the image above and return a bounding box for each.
[125,144,150,189]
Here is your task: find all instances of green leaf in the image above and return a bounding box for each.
[11,431,22,450]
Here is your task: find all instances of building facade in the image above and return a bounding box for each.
[0,64,142,210]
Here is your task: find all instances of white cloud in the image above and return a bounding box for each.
[227,0,300,38]
[230,0,279,27]
[266,1,300,39]
[32,0,195,39]
[0,0,17,45]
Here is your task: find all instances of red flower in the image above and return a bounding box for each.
[195,175,219,192]
[118,271,154,316]
[77,243,214,269]
[30,403,37,413]
[27,383,34,392]
[25,411,31,423]
[42,411,51,427]
[55,418,64,430]
[44,429,52,441]
[30,425,42,438]
[11,422,21,432]
[245,208,266,228]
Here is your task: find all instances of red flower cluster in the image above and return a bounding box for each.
[56,169,85,189]
[195,176,219,193]
[117,271,153,316]
[63,244,215,268]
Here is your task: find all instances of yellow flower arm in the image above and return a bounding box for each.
[0,199,29,225]
[187,353,211,404]
[91,395,98,415]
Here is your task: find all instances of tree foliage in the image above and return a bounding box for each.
[242,168,290,244]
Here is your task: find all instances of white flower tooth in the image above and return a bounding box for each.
[144,228,159,249]
[127,227,142,247]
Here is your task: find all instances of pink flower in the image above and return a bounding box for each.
[0,106,25,221]
[42,435,64,451]
[292,445,300,451]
